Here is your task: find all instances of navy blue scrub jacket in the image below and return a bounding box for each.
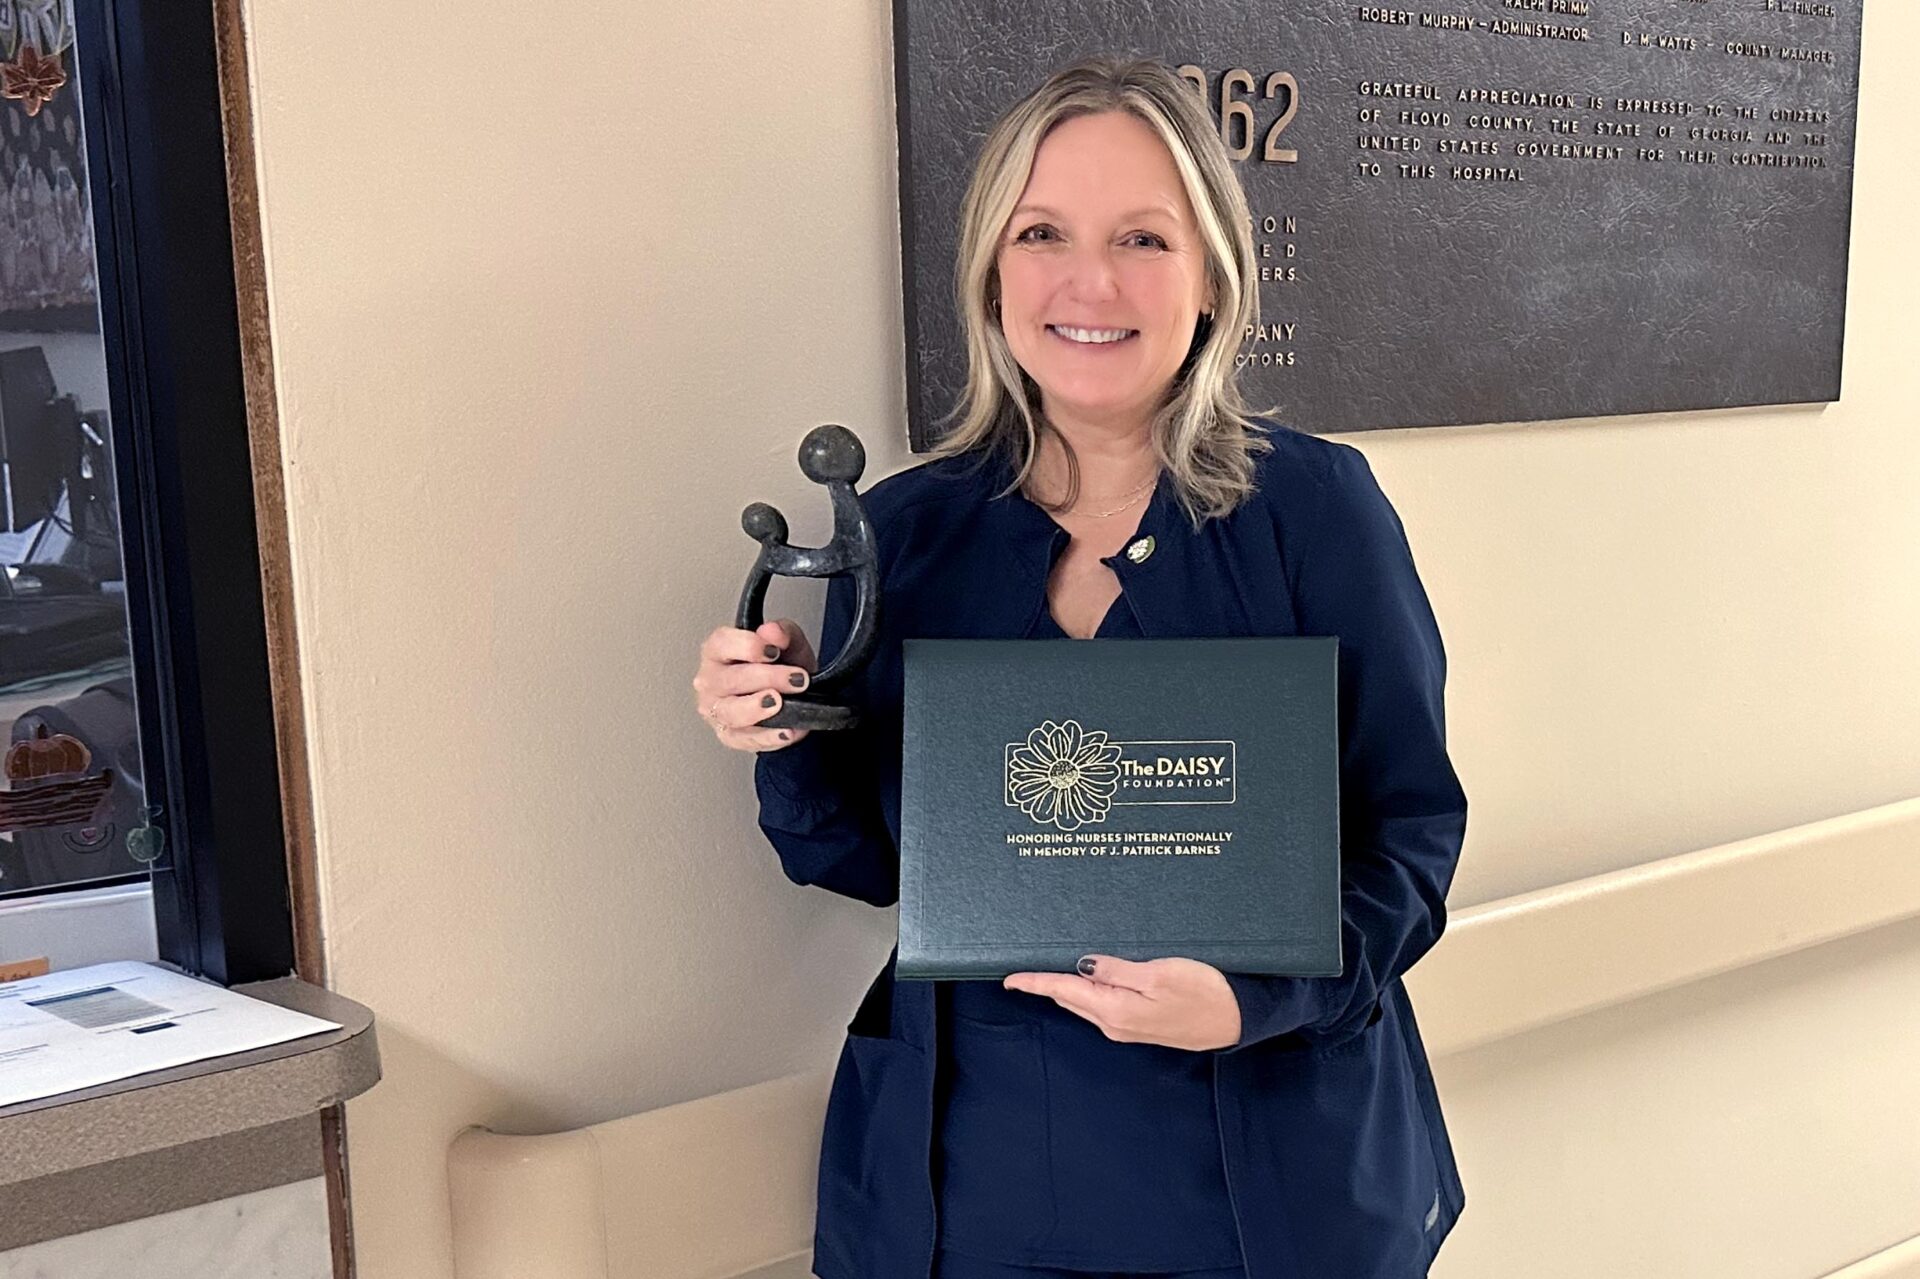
[754,418,1471,1279]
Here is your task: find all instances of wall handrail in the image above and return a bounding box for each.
[1406,796,1920,1058]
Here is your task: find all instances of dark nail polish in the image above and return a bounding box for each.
[1076,957,1097,977]
[760,693,776,708]
[778,730,791,741]
[788,672,806,688]
[763,644,780,660]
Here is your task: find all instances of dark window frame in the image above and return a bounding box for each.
[56,0,296,985]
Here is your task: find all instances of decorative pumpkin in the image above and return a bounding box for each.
[0,770,114,835]
[5,724,92,782]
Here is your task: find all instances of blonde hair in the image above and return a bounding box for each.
[926,55,1278,528]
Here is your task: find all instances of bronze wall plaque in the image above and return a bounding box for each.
[894,1,1864,441]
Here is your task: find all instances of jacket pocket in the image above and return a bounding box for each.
[1228,995,1433,1274]
[935,1017,1057,1253]
[818,1027,924,1210]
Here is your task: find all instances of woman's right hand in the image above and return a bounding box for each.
[695,618,818,752]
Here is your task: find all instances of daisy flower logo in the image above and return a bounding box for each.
[1006,719,1123,831]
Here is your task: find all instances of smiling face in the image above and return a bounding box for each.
[995,109,1214,435]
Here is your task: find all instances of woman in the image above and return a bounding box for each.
[693,56,1469,1279]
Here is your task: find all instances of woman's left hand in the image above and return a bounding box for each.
[1002,955,1241,1051]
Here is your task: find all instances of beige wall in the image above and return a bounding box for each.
[234,2,1920,1276]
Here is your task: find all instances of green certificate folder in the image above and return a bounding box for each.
[897,637,1341,980]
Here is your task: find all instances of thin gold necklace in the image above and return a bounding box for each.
[1074,484,1154,519]
[1030,472,1159,519]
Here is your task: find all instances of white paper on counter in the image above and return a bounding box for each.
[0,960,342,1109]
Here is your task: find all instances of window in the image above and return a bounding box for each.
[0,0,152,906]
[0,0,300,987]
